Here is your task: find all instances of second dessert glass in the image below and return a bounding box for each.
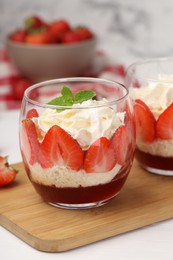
[126,57,173,176]
[19,77,135,209]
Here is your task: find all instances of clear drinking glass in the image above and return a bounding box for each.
[19,77,135,209]
[126,57,173,176]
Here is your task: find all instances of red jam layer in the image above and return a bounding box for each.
[27,167,129,204]
[135,148,173,171]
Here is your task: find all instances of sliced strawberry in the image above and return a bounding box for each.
[22,119,40,165]
[26,109,44,141]
[134,99,156,143]
[39,125,84,170]
[111,125,130,165]
[39,126,63,168]
[156,103,173,140]
[26,108,39,118]
[84,137,117,173]
[0,156,17,187]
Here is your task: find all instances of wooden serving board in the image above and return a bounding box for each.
[1,160,173,252]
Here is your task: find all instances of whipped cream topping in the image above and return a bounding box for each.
[132,74,173,119]
[34,99,125,150]
[29,163,122,188]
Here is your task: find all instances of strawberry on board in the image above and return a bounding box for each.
[22,119,40,165]
[39,125,84,170]
[84,137,117,173]
[111,125,130,165]
[156,103,173,140]
[0,156,17,187]
[134,99,156,143]
[10,30,27,42]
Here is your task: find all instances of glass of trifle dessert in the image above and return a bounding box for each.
[19,77,135,209]
[126,57,173,176]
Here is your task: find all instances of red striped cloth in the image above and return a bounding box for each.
[0,49,125,110]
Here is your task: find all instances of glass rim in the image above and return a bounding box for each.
[24,77,129,109]
[126,56,173,83]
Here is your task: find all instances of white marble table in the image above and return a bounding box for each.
[1,109,173,260]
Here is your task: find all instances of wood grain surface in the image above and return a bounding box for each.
[1,160,173,252]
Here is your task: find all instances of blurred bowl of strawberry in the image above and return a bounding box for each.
[6,15,97,83]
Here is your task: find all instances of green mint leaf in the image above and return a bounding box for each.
[47,86,96,107]
[74,90,96,104]
[48,96,66,106]
[48,96,73,106]
[61,86,73,99]
[48,86,73,106]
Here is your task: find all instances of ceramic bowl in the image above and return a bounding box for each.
[6,37,97,83]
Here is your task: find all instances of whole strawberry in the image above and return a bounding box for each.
[25,15,46,31]
[61,31,81,44]
[49,19,71,42]
[10,30,28,43]
[25,30,54,45]
[75,26,93,40]
[0,156,17,187]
